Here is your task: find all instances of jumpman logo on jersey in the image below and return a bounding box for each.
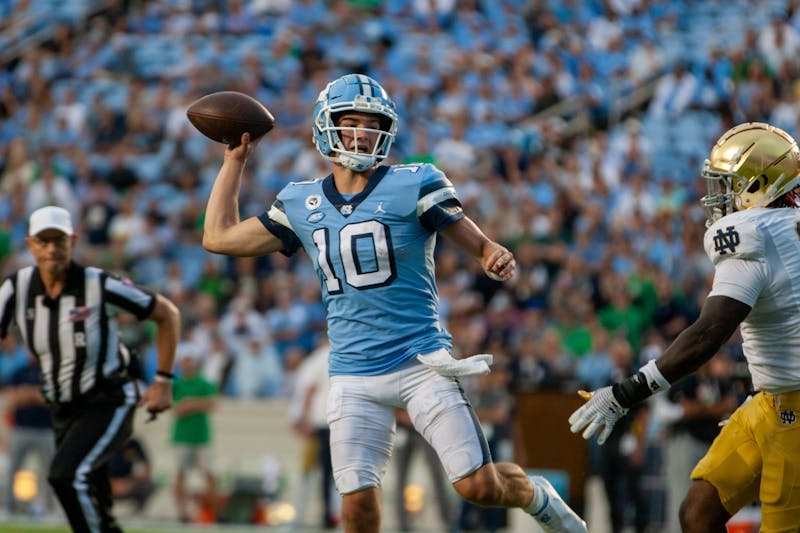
[375,202,385,214]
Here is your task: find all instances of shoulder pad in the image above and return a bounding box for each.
[703,212,764,265]
[278,177,323,202]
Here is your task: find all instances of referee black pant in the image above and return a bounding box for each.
[49,401,135,533]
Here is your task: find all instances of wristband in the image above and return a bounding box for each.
[154,370,174,384]
[639,359,670,394]
[612,359,670,409]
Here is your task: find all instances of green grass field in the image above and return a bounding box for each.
[0,525,388,533]
[0,525,295,533]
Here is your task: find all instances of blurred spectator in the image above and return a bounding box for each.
[218,294,269,356]
[757,15,800,74]
[109,436,156,512]
[648,63,699,119]
[171,345,219,523]
[231,337,284,399]
[105,147,140,194]
[1,137,36,195]
[2,353,56,518]
[660,353,737,533]
[24,160,77,217]
[81,178,118,248]
[0,334,29,386]
[289,339,339,530]
[263,286,310,359]
[394,408,454,532]
[598,337,652,533]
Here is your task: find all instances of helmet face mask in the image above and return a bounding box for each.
[700,122,800,227]
[312,74,398,172]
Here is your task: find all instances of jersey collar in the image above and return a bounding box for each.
[322,166,389,218]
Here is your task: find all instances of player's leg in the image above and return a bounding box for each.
[681,394,762,532]
[328,374,396,533]
[451,461,530,507]
[403,365,586,532]
[679,480,730,533]
[341,487,382,533]
[48,403,134,533]
[757,390,800,531]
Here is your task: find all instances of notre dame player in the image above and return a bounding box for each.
[570,122,800,532]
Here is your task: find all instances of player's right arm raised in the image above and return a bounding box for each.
[203,132,284,257]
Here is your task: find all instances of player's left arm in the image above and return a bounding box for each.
[648,294,750,384]
[440,216,516,281]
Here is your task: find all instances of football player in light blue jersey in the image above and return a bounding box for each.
[202,73,586,533]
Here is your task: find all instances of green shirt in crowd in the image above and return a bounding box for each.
[172,375,218,445]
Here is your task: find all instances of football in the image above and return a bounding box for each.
[186,91,275,145]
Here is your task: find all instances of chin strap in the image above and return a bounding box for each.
[338,153,378,172]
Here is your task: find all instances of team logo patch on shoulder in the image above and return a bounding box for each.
[307,211,325,223]
[713,226,740,255]
[305,194,322,210]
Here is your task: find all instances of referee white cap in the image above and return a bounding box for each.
[29,206,74,236]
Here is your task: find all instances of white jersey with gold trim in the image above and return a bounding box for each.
[704,207,800,393]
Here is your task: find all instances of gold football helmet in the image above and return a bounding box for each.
[701,122,800,226]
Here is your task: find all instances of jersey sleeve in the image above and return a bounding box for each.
[257,193,303,256]
[0,276,15,339]
[416,164,465,232]
[703,217,767,307]
[708,258,766,307]
[103,274,157,320]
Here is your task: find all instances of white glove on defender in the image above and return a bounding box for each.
[568,387,629,445]
[417,348,493,377]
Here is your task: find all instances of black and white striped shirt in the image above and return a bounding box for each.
[0,262,156,404]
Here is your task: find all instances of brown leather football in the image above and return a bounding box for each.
[186,91,275,145]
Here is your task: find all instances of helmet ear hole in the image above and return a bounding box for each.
[378,116,392,133]
[747,175,767,193]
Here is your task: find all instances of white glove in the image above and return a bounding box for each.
[416,349,493,377]
[568,387,629,445]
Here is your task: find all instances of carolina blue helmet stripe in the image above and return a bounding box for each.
[357,74,373,97]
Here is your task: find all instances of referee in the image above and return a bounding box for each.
[0,206,180,533]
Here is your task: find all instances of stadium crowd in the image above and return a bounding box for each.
[2,0,800,529]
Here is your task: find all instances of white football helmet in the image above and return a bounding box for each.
[701,122,800,226]
[312,74,398,172]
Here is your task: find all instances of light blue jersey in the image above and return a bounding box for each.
[258,163,464,376]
